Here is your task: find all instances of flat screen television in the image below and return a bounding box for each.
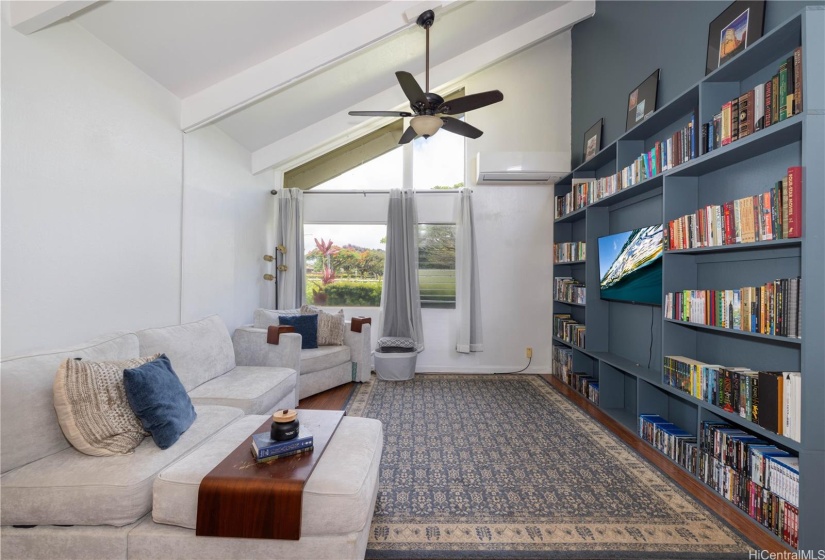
[597,224,663,305]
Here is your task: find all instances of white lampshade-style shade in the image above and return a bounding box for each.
[410,115,443,137]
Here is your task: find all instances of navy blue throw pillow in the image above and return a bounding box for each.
[278,314,319,349]
[123,354,197,450]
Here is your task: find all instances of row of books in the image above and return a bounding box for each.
[699,421,799,547]
[554,175,622,219]
[553,241,586,263]
[667,167,802,250]
[663,356,802,441]
[638,415,698,473]
[553,276,586,305]
[621,117,697,189]
[251,426,314,462]
[702,47,803,154]
[551,346,599,405]
[664,277,801,338]
[553,314,585,348]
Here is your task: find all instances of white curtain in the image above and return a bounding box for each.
[277,188,305,310]
[379,189,424,351]
[456,188,483,353]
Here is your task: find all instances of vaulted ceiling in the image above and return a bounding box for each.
[8,0,594,173]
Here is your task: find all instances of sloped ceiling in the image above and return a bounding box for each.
[54,0,595,173]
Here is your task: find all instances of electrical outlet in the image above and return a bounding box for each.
[526,347,533,359]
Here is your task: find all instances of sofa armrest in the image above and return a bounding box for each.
[232,327,301,374]
[344,322,372,382]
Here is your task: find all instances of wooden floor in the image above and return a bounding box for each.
[299,376,791,553]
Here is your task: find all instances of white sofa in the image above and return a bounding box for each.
[237,308,373,400]
[0,315,383,560]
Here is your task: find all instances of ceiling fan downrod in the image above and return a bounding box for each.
[416,10,435,95]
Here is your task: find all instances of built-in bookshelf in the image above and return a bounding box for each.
[551,8,823,551]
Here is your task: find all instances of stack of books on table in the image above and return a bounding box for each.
[251,427,313,462]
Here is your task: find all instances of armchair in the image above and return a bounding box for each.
[232,321,372,401]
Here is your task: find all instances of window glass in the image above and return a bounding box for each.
[313,148,402,191]
[418,224,456,309]
[412,123,464,190]
[304,224,386,307]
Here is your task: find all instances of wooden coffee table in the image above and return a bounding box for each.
[195,409,345,540]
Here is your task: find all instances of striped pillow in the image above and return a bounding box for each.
[53,354,160,456]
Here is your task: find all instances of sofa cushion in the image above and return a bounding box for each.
[152,412,383,536]
[53,354,158,456]
[252,308,301,329]
[136,316,235,392]
[0,405,243,527]
[124,355,197,450]
[279,314,318,349]
[301,305,345,346]
[300,345,351,375]
[187,366,296,414]
[1,332,139,474]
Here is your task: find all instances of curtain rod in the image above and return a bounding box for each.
[270,189,463,196]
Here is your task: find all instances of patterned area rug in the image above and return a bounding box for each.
[347,374,755,559]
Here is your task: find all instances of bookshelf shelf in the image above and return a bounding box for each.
[553,7,822,550]
[554,259,586,265]
[664,319,802,345]
[657,383,804,452]
[668,116,802,177]
[665,238,801,255]
[554,207,587,223]
[553,299,586,307]
[590,175,663,208]
[586,350,660,384]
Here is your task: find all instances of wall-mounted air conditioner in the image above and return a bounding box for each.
[475,151,569,184]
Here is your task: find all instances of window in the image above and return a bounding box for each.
[304,224,386,307]
[303,223,456,309]
[418,224,456,309]
[297,90,464,308]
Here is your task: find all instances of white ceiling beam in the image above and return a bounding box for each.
[250,0,595,175]
[181,1,445,132]
[5,1,99,34]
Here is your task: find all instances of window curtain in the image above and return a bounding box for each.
[379,189,424,351]
[456,187,483,353]
[276,188,305,310]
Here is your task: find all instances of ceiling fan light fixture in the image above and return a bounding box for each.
[410,115,443,138]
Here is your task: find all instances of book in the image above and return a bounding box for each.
[764,79,773,128]
[754,83,765,131]
[721,101,732,146]
[757,372,782,434]
[771,73,780,124]
[793,47,802,114]
[251,426,314,461]
[255,445,314,463]
[737,92,751,139]
[787,166,802,238]
[785,55,794,116]
[730,96,740,143]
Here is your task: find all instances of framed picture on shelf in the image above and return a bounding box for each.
[705,0,765,75]
[583,118,603,163]
[626,70,659,131]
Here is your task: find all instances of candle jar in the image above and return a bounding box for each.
[270,409,299,441]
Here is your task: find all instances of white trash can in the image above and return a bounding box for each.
[374,337,418,381]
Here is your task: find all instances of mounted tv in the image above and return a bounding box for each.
[598,224,664,306]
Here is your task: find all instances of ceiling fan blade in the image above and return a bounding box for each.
[398,125,418,144]
[349,110,412,117]
[396,71,428,107]
[437,90,504,115]
[440,117,483,139]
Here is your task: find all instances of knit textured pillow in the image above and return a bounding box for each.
[53,354,160,456]
[301,305,345,346]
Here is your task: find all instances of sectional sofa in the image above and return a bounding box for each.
[0,315,383,560]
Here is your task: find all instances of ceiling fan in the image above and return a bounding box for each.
[348,9,504,144]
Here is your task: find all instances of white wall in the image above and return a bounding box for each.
[181,126,274,333]
[1,18,183,357]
